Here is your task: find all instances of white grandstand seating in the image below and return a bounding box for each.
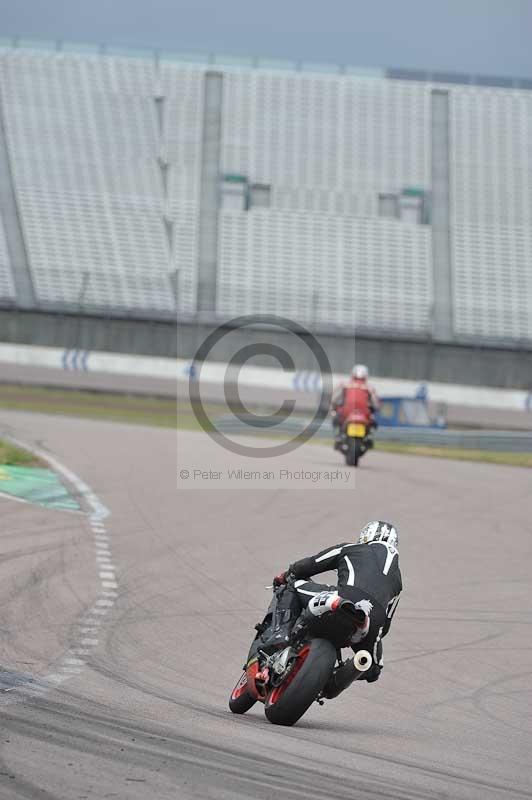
[0,214,16,301]
[218,72,434,332]
[450,88,532,228]
[0,50,202,312]
[449,87,532,339]
[0,45,530,341]
[218,211,432,331]
[17,187,173,309]
[453,223,532,340]
[221,70,430,202]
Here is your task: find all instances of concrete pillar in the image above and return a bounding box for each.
[0,88,35,307]
[196,71,223,316]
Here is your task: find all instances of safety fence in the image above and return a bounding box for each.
[213,415,532,453]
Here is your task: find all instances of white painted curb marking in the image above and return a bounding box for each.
[1,436,120,704]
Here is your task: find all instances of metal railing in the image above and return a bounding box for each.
[1,36,531,90]
[214,415,532,452]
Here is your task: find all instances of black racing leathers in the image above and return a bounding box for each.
[289,541,403,677]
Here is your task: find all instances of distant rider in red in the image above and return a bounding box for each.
[331,364,380,446]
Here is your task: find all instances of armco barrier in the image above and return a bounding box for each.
[376,427,532,452]
[213,415,532,453]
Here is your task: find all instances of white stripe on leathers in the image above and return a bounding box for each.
[315,547,343,563]
[344,555,355,585]
[369,540,398,575]
[294,579,321,596]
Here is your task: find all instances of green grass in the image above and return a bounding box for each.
[0,383,219,430]
[0,383,530,468]
[0,438,40,466]
[0,383,177,428]
[374,441,532,468]
[262,432,532,468]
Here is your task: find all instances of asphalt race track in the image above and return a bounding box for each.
[0,409,531,799]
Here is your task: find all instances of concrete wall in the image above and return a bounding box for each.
[354,337,532,389]
[0,309,176,357]
[1,308,531,390]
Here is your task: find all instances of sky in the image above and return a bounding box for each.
[1,0,532,79]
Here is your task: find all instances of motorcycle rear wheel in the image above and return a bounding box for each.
[345,437,362,466]
[264,639,336,726]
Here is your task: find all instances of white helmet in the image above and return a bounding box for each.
[351,364,368,380]
[358,521,398,548]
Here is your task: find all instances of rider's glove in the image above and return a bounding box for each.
[273,570,288,587]
[362,663,382,683]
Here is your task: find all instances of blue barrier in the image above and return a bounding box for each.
[376,397,446,429]
[62,349,90,372]
[293,371,322,392]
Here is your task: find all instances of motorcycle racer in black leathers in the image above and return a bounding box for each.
[271,521,402,697]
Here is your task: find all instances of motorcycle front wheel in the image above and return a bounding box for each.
[264,638,336,726]
[229,671,257,714]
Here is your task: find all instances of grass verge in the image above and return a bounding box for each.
[0,383,220,430]
[374,441,532,468]
[0,438,41,467]
[0,383,529,468]
[0,383,177,428]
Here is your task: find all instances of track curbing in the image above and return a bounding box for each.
[0,435,119,703]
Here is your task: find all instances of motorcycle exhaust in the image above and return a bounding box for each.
[353,650,372,673]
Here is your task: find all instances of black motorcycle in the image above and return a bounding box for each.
[229,583,372,726]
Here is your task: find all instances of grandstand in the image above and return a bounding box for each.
[0,39,531,345]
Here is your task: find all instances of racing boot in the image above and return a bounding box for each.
[321,658,359,699]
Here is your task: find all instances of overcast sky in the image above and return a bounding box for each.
[1,0,532,78]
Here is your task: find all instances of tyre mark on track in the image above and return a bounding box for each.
[86,655,531,800]
[0,541,69,565]
[270,720,532,799]
[1,699,447,800]
[0,436,120,704]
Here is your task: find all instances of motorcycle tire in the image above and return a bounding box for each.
[229,671,257,714]
[264,638,336,727]
[345,438,361,466]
